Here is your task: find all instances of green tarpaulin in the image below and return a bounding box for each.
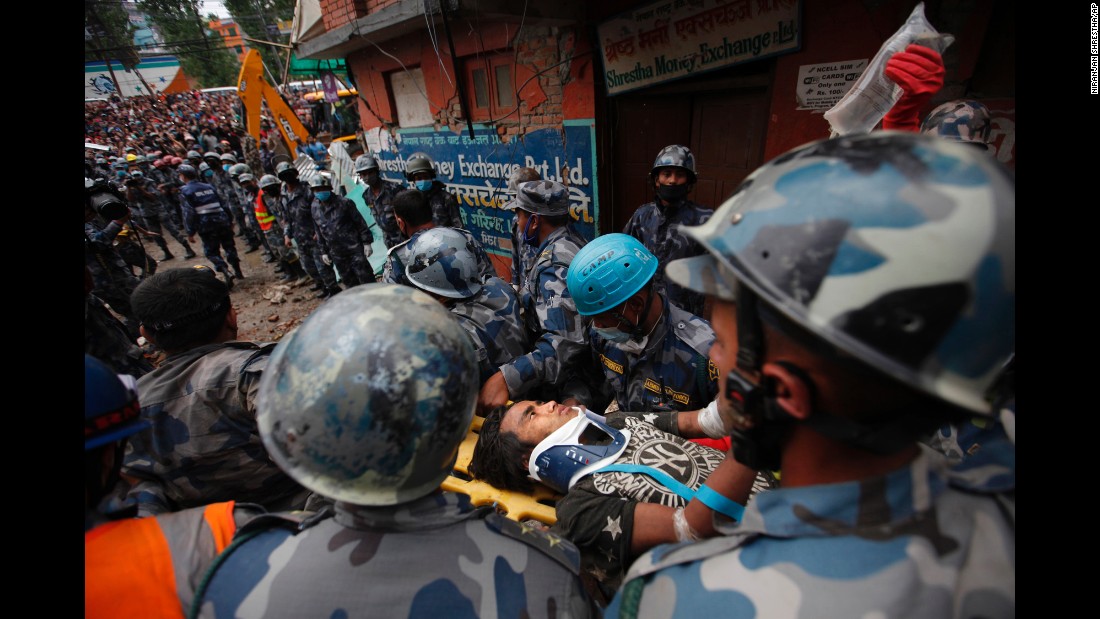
[286,54,348,79]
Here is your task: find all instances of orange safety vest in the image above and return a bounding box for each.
[255,192,276,231]
[85,501,239,619]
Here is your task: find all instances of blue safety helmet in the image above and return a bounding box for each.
[84,355,148,451]
[567,233,659,316]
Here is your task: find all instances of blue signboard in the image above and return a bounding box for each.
[369,120,599,258]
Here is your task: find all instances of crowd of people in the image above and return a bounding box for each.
[86,44,1014,618]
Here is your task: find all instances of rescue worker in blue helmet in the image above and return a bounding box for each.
[606,131,1015,618]
[191,284,598,618]
[562,232,722,419]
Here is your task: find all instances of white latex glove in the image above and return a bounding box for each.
[363,244,373,258]
[321,254,332,266]
[698,398,733,439]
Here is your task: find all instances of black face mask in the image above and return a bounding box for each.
[656,183,690,204]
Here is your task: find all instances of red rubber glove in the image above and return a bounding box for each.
[882,44,945,132]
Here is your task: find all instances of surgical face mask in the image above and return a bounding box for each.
[593,326,631,343]
[222,164,230,172]
[414,179,433,192]
[116,171,127,178]
[656,183,689,203]
[314,191,332,201]
[203,169,214,178]
[521,213,539,245]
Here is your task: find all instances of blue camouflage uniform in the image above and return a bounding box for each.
[180,179,239,274]
[282,182,337,288]
[84,217,141,329]
[447,276,530,385]
[501,225,589,399]
[566,296,719,414]
[623,198,713,317]
[121,342,311,517]
[510,215,540,289]
[128,177,192,254]
[422,180,464,229]
[311,193,377,287]
[193,492,598,619]
[383,227,497,286]
[364,179,407,249]
[606,447,1016,618]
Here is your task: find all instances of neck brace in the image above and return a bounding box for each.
[529,408,631,493]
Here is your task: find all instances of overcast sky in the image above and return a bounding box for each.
[202,0,231,19]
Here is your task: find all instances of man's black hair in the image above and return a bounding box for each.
[131,267,230,353]
[469,405,536,493]
[392,189,433,227]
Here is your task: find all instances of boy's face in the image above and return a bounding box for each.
[500,400,580,447]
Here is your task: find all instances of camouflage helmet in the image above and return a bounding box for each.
[504,180,571,216]
[238,173,255,184]
[665,132,1015,415]
[354,154,380,173]
[177,163,198,178]
[568,233,659,316]
[198,162,212,174]
[405,228,483,299]
[403,152,436,179]
[220,153,238,164]
[256,284,479,505]
[651,144,697,182]
[186,150,202,161]
[229,162,251,178]
[275,160,298,181]
[85,354,148,451]
[202,151,220,162]
[920,99,994,147]
[258,174,281,190]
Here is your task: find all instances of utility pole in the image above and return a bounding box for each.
[86,5,125,96]
[254,0,286,78]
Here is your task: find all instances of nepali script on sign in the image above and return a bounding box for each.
[598,0,801,96]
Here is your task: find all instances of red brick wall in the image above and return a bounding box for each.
[320,0,369,30]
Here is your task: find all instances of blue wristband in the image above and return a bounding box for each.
[693,484,745,521]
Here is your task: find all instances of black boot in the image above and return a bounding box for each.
[220,270,235,290]
[231,261,245,279]
[161,247,175,261]
[183,245,197,259]
[278,260,296,281]
[309,280,326,292]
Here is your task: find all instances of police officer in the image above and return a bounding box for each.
[381,189,496,287]
[309,172,376,290]
[191,284,597,619]
[85,354,265,618]
[276,161,340,298]
[258,173,309,284]
[622,145,714,318]
[404,151,463,229]
[355,153,406,249]
[178,163,243,289]
[204,151,263,254]
[563,233,718,415]
[125,167,196,261]
[606,132,1016,618]
[85,176,142,339]
[403,227,529,386]
[477,180,590,413]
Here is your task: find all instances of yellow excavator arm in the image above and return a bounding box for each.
[236,49,311,155]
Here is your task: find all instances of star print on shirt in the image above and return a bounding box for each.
[643,413,658,424]
[600,546,616,563]
[604,515,622,540]
[588,565,608,581]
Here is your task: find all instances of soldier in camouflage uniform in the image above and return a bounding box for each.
[204,152,263,253]
[404,151,463,228]
[402,227,528,386]
[507,167,542,289]
[382,189,496,286]
[622,145,714,318]
[562,233,718,415]
[84,266,153,378]
[84,177,142,339]
[125,168,196,261]
[478,180,590,413]
[258,174,309,283]
[120,267,311,517]
[606,133,1016,618]
[470,400,763,603]
[355,153,406,249]
[276,161,340,298]
[309,172,377,289]
[191,284,597,619]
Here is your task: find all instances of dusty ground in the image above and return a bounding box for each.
[141,233,326,344]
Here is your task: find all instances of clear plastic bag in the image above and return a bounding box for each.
[823,3,954,136]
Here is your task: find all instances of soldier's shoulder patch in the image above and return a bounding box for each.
[235,506,332,537]
[483,511,581,575]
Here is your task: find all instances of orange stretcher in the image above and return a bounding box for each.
[441,414,562,525]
